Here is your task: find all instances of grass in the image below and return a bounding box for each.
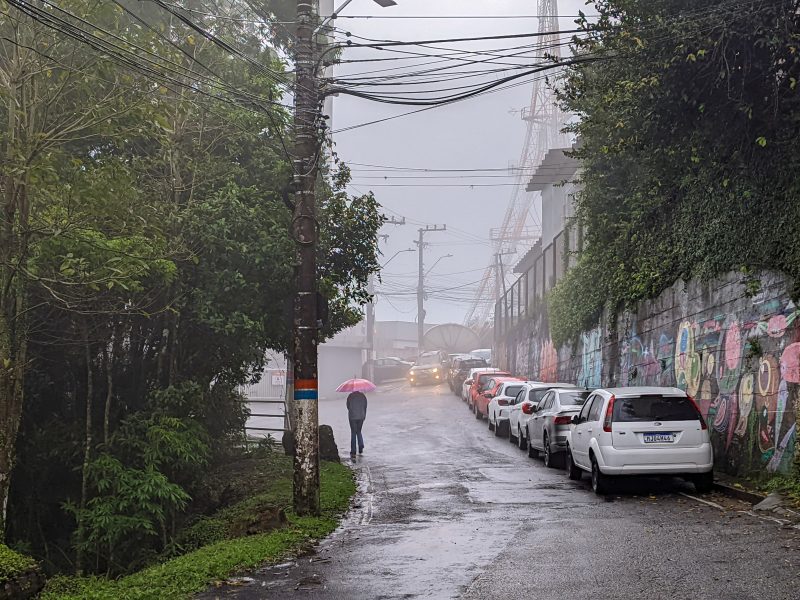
[41,458,355,600]
[0,544,37,583]
[762,474,800,507]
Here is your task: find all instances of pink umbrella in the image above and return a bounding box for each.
[336,378,377,393]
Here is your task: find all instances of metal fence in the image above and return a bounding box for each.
[495,225,581,338]
[239,369,288,437]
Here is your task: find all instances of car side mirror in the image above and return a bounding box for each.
[571,415,581,425]
[483,391,492,398]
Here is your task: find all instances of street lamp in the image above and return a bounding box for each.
[318,0,397,33]
[381,248,415,269]
[425,254,453,277]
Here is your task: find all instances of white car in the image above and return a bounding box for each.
[486,380,532,436]
[507,382,576,450]
[566,387,714,495]
[461,367,502,402]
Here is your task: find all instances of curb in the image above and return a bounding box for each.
[712,481,766,505]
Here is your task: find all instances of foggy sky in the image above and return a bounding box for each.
[330,0,589,326]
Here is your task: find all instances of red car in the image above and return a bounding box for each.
[474,376,524,419]
[468,370,510,412]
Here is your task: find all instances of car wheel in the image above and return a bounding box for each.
[543,434,555,468]
[515,427,525,450]
[488,414,495,432]
[508,424,517,444]
[693,471,714,494]
[527,428,539,459]
[591,456,610,495]
[566,447,582,480]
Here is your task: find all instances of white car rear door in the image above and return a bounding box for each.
[610,393,707,451]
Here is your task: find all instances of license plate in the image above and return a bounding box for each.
[643,432,674,443]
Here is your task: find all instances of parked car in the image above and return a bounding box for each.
[448,356,488,393]
[508,382,577,450]
[473,375,522,419]
[566,387,713,495]
[469,348,492,366]
[526,388,591,467]
[364,356,412,384]
[468,370,511,412]
[462,368,504,403]
[487,380,535,435]
[408,351,446,386]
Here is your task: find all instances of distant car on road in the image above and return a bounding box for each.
[566,387,713,495]
[474,375,522,419]
[468,370,510,412]
[487,380,534,435]
[461,367,501,402]
[469,348,492,366]
[526,388,591,467]
[408,351,446,386]
[448,355,488,393]
[507,382,577,449]
[364,357,412,384]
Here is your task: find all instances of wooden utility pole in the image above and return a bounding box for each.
[291,0,321,516]
[415,225,446,353]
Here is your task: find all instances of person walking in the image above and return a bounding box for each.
[346,390,368,459]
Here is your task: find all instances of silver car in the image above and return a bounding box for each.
[527,388,591,468]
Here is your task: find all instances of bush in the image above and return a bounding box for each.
[0,544,36,583]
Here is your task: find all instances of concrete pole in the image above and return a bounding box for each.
[292,0,320,517]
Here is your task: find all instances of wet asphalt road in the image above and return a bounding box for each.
[201,383,800,600]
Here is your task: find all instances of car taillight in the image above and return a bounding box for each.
[553,415,571,426]
[498,399,508,406]
[603,395,615,432]
[687,395,708,430]
[522,403,533,415]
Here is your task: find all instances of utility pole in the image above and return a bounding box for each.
[291,0,321,517]
[415,225,446,352]
[365,217,405,381]
[494,249,517,297]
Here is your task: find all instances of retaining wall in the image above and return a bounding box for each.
[496,270,799,477]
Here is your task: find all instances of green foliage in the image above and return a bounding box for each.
[549,0,800,342]
[42,460,355,600]
[0,544,36,583]
[3,0,381,578]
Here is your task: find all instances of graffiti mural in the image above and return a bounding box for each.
[498,272,800,477]
[577,328,602,388]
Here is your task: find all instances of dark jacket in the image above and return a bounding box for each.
[346,391,368,421]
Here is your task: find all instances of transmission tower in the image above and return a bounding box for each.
[464,0,569,330]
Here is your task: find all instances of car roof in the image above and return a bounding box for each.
[526,382,578,390]
[599,386,686,397]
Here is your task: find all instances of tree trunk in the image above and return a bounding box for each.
[75,320,94,575]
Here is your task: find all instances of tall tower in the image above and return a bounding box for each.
[464,0,568,329]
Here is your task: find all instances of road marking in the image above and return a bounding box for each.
[677,492,725,510]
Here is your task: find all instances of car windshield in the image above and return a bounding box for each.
[459,359,486,370]
[530,389,550,403]
[613,395,700,422]
[504,385,523,397]
[561,391,591,406]
[416,354,440,366]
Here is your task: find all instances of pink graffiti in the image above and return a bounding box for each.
[767,314,788,338]
[539,340,558,382]
[724,321,742,370]
[780,343,800,384]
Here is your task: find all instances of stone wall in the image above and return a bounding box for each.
[496,270,800,478]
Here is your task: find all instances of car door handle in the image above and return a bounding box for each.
[587,429,593,433]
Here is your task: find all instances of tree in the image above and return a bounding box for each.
[550,0,800,342]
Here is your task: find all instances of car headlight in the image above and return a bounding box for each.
[432,368,438,373]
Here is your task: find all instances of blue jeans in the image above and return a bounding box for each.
[349,419,364,455]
